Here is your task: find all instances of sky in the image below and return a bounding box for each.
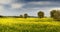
[0,0,60,16]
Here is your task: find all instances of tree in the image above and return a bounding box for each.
[0,15,3,18]
[24,13,28,18]
[50,10,57,18]
[37,11,44,18]
[20,15,23,18]
[50,10,60,21]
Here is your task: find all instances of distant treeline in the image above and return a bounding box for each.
[0,10,60,21]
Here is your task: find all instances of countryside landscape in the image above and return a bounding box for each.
[0,10,60,32]
[0,0,60,32]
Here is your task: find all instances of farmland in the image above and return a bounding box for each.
[0,18,60,32]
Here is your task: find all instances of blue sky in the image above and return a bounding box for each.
[0,0,60,16]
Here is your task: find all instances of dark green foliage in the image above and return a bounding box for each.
[37,11,44,18]
[24,13,28,18]
[50,10,60,21]
[50,10,57,18]
[0,15,3,18]
[20,15,23,18]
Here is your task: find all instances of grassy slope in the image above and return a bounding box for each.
[0,18,60,32]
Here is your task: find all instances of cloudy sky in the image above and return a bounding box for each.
[0,0,60,16]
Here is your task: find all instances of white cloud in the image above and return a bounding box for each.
[0,0,12,4]
[52,8,60,10]
[0,5,4,13]
[28,1,51,5]
[11,3,24,9]
[50,7,60,11]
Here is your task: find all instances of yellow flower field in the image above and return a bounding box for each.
[0,18,60,32]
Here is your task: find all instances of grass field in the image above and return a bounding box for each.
[0,18,60,32]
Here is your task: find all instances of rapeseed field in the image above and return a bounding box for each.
[0,18,60,32]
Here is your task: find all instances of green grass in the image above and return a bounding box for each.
[0,18,60,32]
